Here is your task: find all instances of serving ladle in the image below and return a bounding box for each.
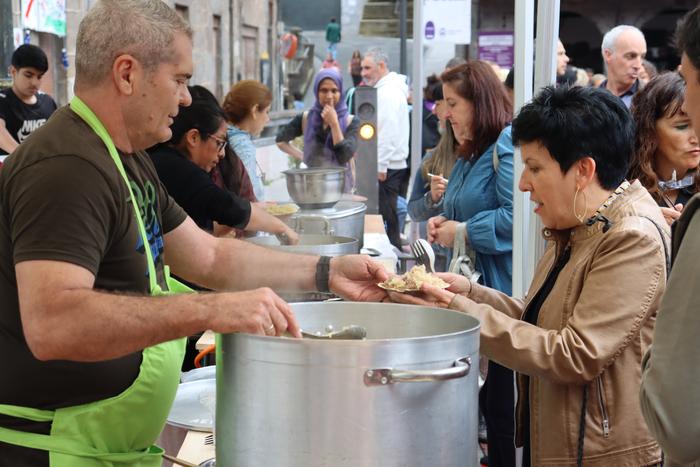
[297,324,367,340]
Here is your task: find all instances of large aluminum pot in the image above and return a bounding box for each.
[246,234,359,256]
[287,201,366,248]
[283,168,345,209]
[216,302,480,467]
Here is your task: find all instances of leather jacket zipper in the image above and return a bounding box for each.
[596,376,610,438]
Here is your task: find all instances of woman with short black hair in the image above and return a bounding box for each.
[393,85,666,466]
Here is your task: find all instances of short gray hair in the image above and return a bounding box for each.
[601,25,644,56]
[445,56,467,70]
[76,0,192,86]
[364,47,390,68]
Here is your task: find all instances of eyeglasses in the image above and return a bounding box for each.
[209,134,228,151]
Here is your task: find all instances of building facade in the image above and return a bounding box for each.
[2,0,696,106]
[4,0,278,106]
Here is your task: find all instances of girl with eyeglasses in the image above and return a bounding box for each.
[148,86,297,244]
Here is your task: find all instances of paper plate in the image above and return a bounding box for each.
[167,379,215,432]
[181,365,216,383]
[377,281,449,293]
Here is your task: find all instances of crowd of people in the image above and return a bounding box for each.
[2,1,700,466]
[389,12,700,467]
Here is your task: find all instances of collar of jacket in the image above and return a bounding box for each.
[540,180,648,246]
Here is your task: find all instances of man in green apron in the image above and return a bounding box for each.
[0,1,388,465]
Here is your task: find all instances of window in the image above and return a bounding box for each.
[174,4,189,22]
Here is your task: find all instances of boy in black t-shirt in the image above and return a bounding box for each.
[0,44,57,157]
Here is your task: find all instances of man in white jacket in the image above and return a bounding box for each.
[361,48,409,248]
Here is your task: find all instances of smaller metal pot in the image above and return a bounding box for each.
[246,234,359,256]
[287,201,366,248]
[283,168,345,209]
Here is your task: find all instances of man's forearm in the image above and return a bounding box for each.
[164,218,319,294]
[24,287,212,362]
[203,238,318,292]
[165,226,318,293]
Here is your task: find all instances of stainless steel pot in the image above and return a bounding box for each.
[246,234,359,256]
[216,302,480,467]
[283,168,345,209]
[286,201,366,248]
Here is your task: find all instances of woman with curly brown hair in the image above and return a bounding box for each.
[630,72,700,225]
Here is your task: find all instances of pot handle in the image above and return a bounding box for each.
[294,215,334,235]
[363,357,471,386]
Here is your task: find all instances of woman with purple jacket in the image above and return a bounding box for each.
[276,68,360,192]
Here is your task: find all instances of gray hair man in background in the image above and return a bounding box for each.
[361,47,410,249]
[600,25,647,107]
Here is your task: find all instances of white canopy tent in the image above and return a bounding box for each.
[410,0,561,298]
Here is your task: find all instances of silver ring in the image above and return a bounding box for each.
[267,324,275,333]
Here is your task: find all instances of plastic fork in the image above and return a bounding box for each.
[411,239,436,273]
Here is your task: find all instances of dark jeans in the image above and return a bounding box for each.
[379,168,408,248]
[480,361,516,467]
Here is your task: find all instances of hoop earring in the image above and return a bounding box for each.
[573,186,587,224]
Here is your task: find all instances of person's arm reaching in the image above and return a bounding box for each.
[164,218,389,301]
[245,203,299,244]
[275,113,304,161]
[331,116,359,165]
[394,226,665,385]
[0,119,19,154]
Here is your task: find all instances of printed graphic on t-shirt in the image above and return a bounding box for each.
[130,178,165,278]
[16,118,48,142]
[0,89,57,155]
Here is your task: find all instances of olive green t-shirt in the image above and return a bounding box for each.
[0,105,187,463]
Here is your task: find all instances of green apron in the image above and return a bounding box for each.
[0,96,193,466]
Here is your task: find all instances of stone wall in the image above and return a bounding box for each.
[13,0,278,105]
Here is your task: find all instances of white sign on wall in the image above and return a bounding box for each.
[423,0,471,44]
[21,0,66,37]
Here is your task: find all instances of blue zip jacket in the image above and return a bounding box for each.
[227,125,264,201]
[442,126,513,294]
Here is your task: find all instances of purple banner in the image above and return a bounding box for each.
[477,31,514,69]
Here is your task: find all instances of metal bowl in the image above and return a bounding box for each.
[283,168,345,209]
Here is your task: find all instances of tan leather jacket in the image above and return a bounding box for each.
[450,181,667,466]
